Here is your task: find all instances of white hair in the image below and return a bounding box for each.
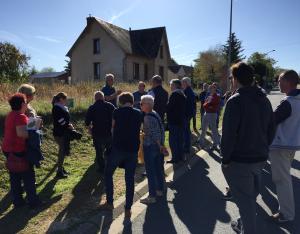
[94,90,104,100]
[141,95,154,108]
[182,77,192,86]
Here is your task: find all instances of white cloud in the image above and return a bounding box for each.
[109,0,140,23]
[35,35,62,43]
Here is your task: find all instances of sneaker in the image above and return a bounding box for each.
[231,218,243,233]
[140,196,156,205]
[271,212,293,223]
[156,190,163,197]
[99,202,114,211]
[56,171,68,179]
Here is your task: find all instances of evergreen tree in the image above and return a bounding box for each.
[223,32,245,65]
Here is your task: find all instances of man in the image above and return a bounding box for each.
[102,92,142,218]
[221,62,275,234]
[133,81,147,109]
[85,91,115,173]
[269,70,300,223]
[199,83,209,128]
[148,75,169,123]
[101,74,122,107]
[182,77,196,155]
[212,82,223,129]
[198,84,220,149]
[166,79,186,164]
[17,84,37,117]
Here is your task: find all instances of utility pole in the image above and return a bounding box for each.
[227,0,233,91]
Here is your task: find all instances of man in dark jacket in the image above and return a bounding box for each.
[85,91,115,173]
[148,75,169,123]
[182,77,196,155]
[167,79,186,164]
[221,62,275,234]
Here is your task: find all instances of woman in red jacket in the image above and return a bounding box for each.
[198,84,221,149]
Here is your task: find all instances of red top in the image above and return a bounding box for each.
[203,93,221,113]
[2,111,28,153]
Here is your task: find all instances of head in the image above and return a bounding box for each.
[170,79,182,91]
[278,70,299,94]
[94,91,104,101]
[203,83,209,91]
[209,84,217,94]
[17,84,36,103]
[231,62,254,88]
[9,93,27,113]
[138,81,146,93]
[52,92,68,106]
[105,74,115,87]
[118,92,134,107]
[181,77,191,89]
[151,75,162,88]
[140,95,154,113]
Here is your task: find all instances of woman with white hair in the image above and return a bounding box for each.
[140,95,165,204]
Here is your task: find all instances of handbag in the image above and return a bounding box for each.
[5,153,30,173]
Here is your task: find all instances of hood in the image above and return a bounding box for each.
[237,86,266,100]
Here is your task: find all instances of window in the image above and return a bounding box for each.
[93,38,100,54]
[159,66,164,79]
[133,63,140,80]
[160,45,164,59]
[144,63,148,80]
[94,63,100,80]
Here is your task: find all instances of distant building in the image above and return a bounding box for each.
[29,71,69,84]
[168,65,194,80]
[67,16,172,83]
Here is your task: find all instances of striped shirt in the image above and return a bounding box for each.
[143,111,165,146]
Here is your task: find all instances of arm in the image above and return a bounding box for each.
[221,99,241,164]
[274,99,291,126]
[267,102,276,145]
[16,125,28,139]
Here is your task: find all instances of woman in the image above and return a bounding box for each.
[52,92,74,179]
[140,95,165,204]
[1,93,41,208]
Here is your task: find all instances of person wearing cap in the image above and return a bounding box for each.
[17,84,37,118]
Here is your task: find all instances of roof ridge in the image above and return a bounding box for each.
[94,17,129,32]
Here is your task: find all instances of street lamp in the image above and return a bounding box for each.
[263,49,276,89]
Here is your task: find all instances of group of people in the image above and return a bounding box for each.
[1,64,300,233]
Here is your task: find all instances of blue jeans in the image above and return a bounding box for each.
[168,124,184,162]
[183,117,192,153]
[9,167,39,206]
[105,148,137,210]
[143,144,164,197]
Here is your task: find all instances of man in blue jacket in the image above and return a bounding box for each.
[182,77,196,155]
[269,70,300,223]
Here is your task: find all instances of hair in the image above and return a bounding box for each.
[170,79,182,89]
[138,81,146,87]
[118,92,134,106]
[17,84,36,97]
[182,77,191,86]
[141,95,154,108]
[52,92,67,105]
[152,75,162,85]
[9,93,27,111]
[105,73,114,84]
[280,70,299,86]
[231,62,254,87]
[94,91,104,100]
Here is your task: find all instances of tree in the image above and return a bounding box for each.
[40,67,55,73]
[64,59,71,75]
[0,42,30,82]
[223,32,245,65]
[29,66,38,75]
[194,46,227,86]
[247,52,276,87]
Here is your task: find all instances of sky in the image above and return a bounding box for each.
[0,0,299,72]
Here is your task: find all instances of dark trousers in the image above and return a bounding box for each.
[222,161,265,234]
[55,136,67,173]
[9,166,39,206]
[169,124,184,162]
[183,117,192,153]
[144,144,164,197]
[105,148,137,210]
[93,136,111,172]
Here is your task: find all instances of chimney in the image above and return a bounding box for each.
[87,14,93,25]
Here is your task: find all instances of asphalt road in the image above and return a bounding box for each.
[110,91,300,234]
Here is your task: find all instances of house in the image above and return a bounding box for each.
[67,16,171,83]
[29,71,70,84]
[168,65,194,80]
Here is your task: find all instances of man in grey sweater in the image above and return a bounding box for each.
[221,62,275,234]
[270,70,300,223]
